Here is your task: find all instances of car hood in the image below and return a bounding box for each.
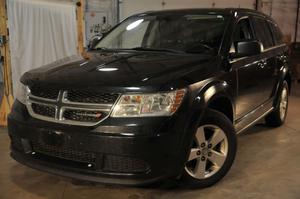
[21,51,221,91]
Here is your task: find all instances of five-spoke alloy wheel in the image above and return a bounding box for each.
[185,125,228,179]
[181,109,237,188]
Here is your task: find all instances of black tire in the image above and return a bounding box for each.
[265,81,289,127]
[180,109,237,189]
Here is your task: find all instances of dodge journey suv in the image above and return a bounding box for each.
[8,8,291,188]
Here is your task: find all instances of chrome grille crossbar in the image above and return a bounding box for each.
[26,88,119,126]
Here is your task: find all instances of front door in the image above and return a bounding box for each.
[231,18,267,120]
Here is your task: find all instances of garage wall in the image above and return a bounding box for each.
[119,0,300,42]
[119,0,255,20]
[85,0,118,45]
[268,0,299,42]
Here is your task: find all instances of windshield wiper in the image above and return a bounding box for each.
[93,47,184,54]
[131,47,184,54]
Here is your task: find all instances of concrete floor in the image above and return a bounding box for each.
[1,86,300,199]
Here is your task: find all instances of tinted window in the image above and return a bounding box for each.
[268,21,283,45]
[231,18,254,53]
[252,17,274,49]
[234,18,254,42]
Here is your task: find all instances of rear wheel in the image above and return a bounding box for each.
[181,109,237,188]
[265,81,289,127]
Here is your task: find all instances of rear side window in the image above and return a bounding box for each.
[268,21,283,45]
[252,17,274,49]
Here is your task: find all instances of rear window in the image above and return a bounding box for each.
[252,17,274,49]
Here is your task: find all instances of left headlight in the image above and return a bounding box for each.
[16,83,29,105]
[111,89,186,117]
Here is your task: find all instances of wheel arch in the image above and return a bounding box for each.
[197,80,235,123]
[273,65,292,108]
[284,72,292,94]
[207,95,234,122]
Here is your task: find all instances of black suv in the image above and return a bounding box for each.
[8,8,291,188]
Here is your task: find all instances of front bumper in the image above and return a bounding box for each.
[8,101,190,186]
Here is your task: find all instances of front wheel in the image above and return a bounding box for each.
[180,109,237,188]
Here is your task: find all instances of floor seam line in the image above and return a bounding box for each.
[60,182,68,199]
[284,124,299,132]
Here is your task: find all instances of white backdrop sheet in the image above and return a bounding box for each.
[7,0,78,96]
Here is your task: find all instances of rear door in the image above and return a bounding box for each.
[251,16,281,102]
[267,20,288,82]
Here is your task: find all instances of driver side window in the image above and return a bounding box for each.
[230,18,254,53]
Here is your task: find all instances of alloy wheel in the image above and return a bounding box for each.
[279,86,288,121]
[185,125,229,179]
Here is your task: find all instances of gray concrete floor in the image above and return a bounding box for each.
[1,86,300,199]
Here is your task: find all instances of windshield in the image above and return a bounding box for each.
[94,13,228,54]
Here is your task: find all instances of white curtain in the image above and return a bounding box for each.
[7,0,78,96]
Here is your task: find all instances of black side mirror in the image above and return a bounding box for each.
[87,34,103,50]
[231,41,262,59]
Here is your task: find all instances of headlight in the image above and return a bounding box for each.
[16,83,29,105]
[111,89,186,117]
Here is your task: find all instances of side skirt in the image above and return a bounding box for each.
[235,100,274,134]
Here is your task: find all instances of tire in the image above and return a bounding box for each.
[265,81,289,127]
[180,109,237,188]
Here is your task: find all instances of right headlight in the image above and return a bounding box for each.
[16,83,29,105]
[111,89,186,117]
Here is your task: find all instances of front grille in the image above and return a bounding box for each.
[66,90,119,104]
[27,86,119,126]
[63,109,106,123]
[31,140,150,173]
[32,103,56,118]
[103,155,150,173]
[30,86,59,100]
[32,141,96,163]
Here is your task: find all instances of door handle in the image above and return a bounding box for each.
[258,60,267,68]
[277,55,287,63]
[258,62,265,68]
[277,55,285,60]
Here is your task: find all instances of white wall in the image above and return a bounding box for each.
[119,0,255,20]
[119,0,300,42]
[119,0,162,20]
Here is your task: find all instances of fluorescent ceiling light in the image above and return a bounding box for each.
[126,19,144,31]
[98,68,118,72]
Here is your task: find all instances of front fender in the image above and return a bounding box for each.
[189,79,234,120]
[175,79,235,173]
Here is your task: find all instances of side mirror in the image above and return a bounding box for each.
[231,41,262,59]
[87,34,103,50]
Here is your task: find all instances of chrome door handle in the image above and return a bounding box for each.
[258,62,265,68]
[258,60,267,68]
[277,55,285,60]
[277,55,287,63]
